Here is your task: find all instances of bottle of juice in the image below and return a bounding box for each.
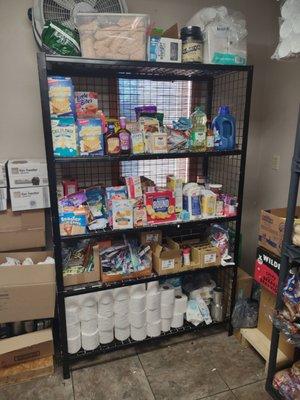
[106,122,120,155]
[212,106,236,151]
[190,106,207,152]
[117,117,131,154]
[206,118,214,151]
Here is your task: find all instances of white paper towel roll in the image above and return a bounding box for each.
[113,287,129,301]
[146,307,161,323]
[147,320,161,337]
[66,322,80,339]
[161,318,172,332]
[115,326,130,341]
[171,313,184,328]
[67,334,81,354]
[174,294,188,314]
[131,324,147,341]
[161,303,174,319]
[130,293,146,313]
[114,298,129,314]
[130,309,146,328]
[66,304,80,325]
[80,304,98,321]
[81,318,98,334]
[99,329,114,344]
[160,284,175,305]
[114,313,129,329]
[147,281,159,293]
[99,290,113,305]
[98,302,114,317]
[174,287,183,296]
[82,330,99,351]
[130,283,146,296]
[146,291,161,310]
[98,315,114,331]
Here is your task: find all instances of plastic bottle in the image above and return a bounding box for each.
[190,106,207,152]
[212,106,236,151]
[206,118,214,151]
[106,122,120,155]
[117,117,131,154]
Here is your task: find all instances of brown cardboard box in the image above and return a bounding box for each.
[0,329,53,368]
[140,230,162,245]
[0,251,55,323]
[0,208,45,251]
[236,268,253,299]
[258,207,300,256]
[152,243,182,276]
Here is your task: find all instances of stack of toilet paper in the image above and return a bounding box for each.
[80,298,99,351]
[171,293,188,328]
[98,290,114,344]
[130,284,147,341]
[66,304,81,354]
[146,281,161,337]
[114,287,130,341]
[160,283,175,332]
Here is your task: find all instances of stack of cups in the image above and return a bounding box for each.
[171,293,188,328]
[98,290,114,344]
[80,298,99,351]
[66,304,81,354]
[114,287,130,341]
[146,281,161,337]
[160,284,175,332]
[130,284,147,341]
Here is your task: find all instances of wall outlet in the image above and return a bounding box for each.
[272,154,280,171]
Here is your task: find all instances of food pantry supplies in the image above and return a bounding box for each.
[145,190,176,224]
[77,118,104,156]
[48,76,75,117]
[51,117,78,157]
[75,91,100,118]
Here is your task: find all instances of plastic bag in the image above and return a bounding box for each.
[42,21,81,56]
[231,298,258,329]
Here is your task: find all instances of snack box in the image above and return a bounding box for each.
[167,175,183,213]
[59,211,87,236]
[7,159,48,188]
[77,118,104,156]
[75,91,99,118]
[51,117,78,157]
[10,186,50,212]
[0,160,7,187]
[106,185,128,226]
[145,190,176,224]
[47,76,75,117]
[149,132,168,154]
[112,199,133,230]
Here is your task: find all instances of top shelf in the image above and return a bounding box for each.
[43,54,253,81]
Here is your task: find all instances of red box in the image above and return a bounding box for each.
[145,190,176,224]
[254,258,279,295]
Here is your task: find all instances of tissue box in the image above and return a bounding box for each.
[7,159,48,188]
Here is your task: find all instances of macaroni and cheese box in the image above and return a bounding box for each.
[7,160,48,188]
[112,199,133,230]
[51,117,78,157]
[145,190,176,224]
[77,118,104,156]
[10,187,50,211]
[0,161,7,187]
[75,91,99,118]
[48,76,75,117]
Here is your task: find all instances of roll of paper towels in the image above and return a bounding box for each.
[161,318,172,332]
[98,315,114,331]
[147,281,159,293]
[99,301,114,317]
[81,318,98,334]
[131,325,147,341]
[67,334,81,354]
[147,307,161,323]
[146,291,161,310]
[130,309,146,328]
[115,326,130,341]
[161,303,174,319]
[80,304,98,321]
[114,313,129,329]
[82,330,99,351]
[66,305,80,325]
[147,320,161,337]
[130,283,146,296]
[130,293,146,313]
[99,290,113,305]
[114,298,129,314]
[113,287,129,301]
[171,313,184,328]
[66,322,80,339]
[160,284,175,305]
[99,329,114,344]
[174,294,188,314]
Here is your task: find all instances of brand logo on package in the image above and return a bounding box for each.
[257,247,281,273]
[255,247,281,294]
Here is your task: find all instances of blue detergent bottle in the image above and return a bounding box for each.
[212,106,236,151]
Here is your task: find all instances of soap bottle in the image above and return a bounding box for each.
[190,106,207,152]
[106,122,120,155]
[212,106,236,151]
[117,117,131,155]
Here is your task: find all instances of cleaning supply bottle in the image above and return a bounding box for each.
[212,106,236,151]
[190,106,207,152]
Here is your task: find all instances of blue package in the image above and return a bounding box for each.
[51,116,78,157]
[48,76,76,117]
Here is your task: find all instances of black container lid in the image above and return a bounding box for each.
[180,26,203,41]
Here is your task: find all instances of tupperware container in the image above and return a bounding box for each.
[77,13,150,61]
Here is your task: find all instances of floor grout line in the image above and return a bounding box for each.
[136,352,157,400]
[70,370,76,400]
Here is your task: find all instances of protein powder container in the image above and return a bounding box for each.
[181,26,203,63]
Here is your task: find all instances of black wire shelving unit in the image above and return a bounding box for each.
[266,109,300,399]
[37,53,253,379]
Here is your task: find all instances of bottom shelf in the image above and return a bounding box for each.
[67,319,228,362]
[265,385,284,400]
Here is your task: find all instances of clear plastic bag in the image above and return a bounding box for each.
[231,297,258,329]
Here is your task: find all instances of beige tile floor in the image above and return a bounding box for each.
[0,330,272,400]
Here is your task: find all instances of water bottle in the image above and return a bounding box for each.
[212,106,236,151]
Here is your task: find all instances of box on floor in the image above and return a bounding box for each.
[254,246,280,295]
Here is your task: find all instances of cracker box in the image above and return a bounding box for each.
[51,117,78,157]
[77,118,104,156]
[59,212,87,236]
[75,91,99,118]
[112,199,133,230]
[131,132,145,154]
[48,76,75,117]
[145,190,176,224]
[166,175,183,213]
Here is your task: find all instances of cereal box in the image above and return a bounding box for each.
[112,199,133,230]
[59,212,87,236]
[75,91,99,118]
[77,118,104,156]
[48,76,75,117]
[145,190,176,224]
[51,117,78,157]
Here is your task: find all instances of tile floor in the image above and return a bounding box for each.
[0,329,271,400]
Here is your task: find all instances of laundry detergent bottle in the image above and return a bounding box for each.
[212,106,236,151]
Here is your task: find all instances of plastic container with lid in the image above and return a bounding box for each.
[77,13,149,61]
[180,26,203,63]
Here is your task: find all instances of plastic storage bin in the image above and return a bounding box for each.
[77,13,149,61]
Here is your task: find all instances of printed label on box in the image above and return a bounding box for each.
[161,259,175,270]
[254,260,279,294]
[204,253,216,264]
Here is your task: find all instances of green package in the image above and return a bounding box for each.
[42,21,81,56]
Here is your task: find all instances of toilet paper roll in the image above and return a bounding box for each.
[81,318,98,334]
[146,307,161,323]
[82,298,96,307]
[65,305,80,325]
[99,290,113,305]
[171,313,184,328]
[161,318,172,332]
[67,334,81,354]
[114,298,129,314]
[147,281,159,293]
[115,326,130,341]
[98,315,114,331]
[130,309,146,328]
[174,287,183,296]
[174,294,188,314]
[99,329,114,344]
[131,324,147,341]
[146,291,161,310]
[80,304,98,321]
[114,313,129,329]
[66,322,80,339]
[160,284,175,305]
[161,303,174,319]
[82,330,99,351]
[98,302,114,318]
[147,320,161,337]
[113,287,129,301]
[130,293,146,313]
[130,283,146,296]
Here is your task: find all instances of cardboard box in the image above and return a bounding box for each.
[0,160,7,187]
[140,230,162,245]
[0,329,53,368]
[10,186,50,211]
[258,207,300,256]
[152,242,182,275]
[254,247,280,294]
[0,251,55,323]
[0,208,45,251]
[236,268,253,299]
[7,159,48,188]
[148,24,182,63]
[0,187,7,211]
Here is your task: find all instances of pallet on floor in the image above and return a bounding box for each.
[0,356,54,387]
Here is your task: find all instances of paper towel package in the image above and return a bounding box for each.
[98,315,114,331]
[68,335,81,354]
[130,310,147,328]
[171,313,184,328]
[82,330,99,351]
[160,284,175,305]
[114,298,129,314]
[114,313,129,329]
[66,323,81,339]
[99,302,114,317]
[131,325,147,341]
[66,305,80,325]
[147,320,161,337]
[161,318,172,332]
[115,326,130,341]
[147,291,161,310]
[147,308,161,323]
[99,329,114,344]
[130,294,146,313]
[81,319,98,333]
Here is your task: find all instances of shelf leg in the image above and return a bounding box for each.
[63,359,70,379]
